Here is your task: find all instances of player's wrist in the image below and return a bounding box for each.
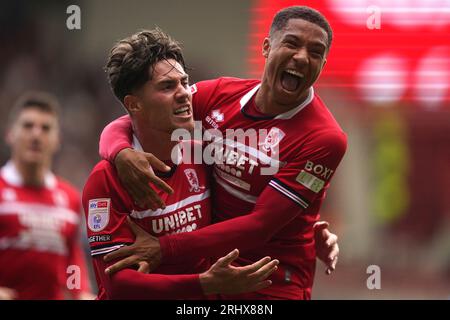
[114,147,133,164]
[199,272,217,295]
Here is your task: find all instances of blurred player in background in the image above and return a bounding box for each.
[82,29,279,299]
[98,5,344,300]
[0,92,93,300]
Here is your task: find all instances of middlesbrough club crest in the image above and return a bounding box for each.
[184,169,205,193]
[211,109,224,122]
[259,127,285,155]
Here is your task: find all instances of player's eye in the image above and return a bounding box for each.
[162,83,174,90]
[309,47,325,58]
[22,122,34,130]
[284,41,297,49]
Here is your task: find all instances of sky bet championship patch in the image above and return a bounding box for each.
[88,198,110,232]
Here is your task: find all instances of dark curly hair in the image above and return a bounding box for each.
[105,28,186,103]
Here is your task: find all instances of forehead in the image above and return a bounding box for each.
[277,18,328,47]
[151,59,187,80]
[15,108,58,125]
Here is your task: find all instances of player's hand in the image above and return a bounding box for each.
[0,286,17,300]
[104,217,161,275]
[314,221,339,275]
[75,291,97,300]
[115,148,174,210]
[199,249,279,295]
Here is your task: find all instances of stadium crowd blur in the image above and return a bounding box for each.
[1,0,449,299]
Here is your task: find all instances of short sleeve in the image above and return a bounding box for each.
[269,130,347,209]
[82,163,134,257]
[98,115,133,162]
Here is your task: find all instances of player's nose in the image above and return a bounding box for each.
[175,83,190,101]
[292,47,309,66]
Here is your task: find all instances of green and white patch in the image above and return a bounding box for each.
[296,170,325,193]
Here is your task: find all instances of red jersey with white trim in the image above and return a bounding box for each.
[98,77,347,299]
[172,77,347,298]
[82,142,212,299]
[193,77,345,222]
[0,161,90,300]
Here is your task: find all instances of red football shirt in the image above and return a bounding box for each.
[99,78,347,299]
[0,161,90,300]
[83,140,212,299]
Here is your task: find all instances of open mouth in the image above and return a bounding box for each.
[281,69,304,92]
[29,142,42,152]
[27,147,43,155]
[173,106,191,116]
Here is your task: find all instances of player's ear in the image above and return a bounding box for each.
[262,37,271,59]
[5,129,12,147]
[124,94,141,114]
[4,123,15,147]
[54,125,61,153]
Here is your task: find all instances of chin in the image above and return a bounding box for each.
[275,91,299,105]
[171,121,194,132]
[279,87,310,105]
[181,118,195,128]
[22,157,44,167]
[181,123,195,132]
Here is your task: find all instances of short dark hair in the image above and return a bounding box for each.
[8,91,61,126]
[270,6,333,49]
[105,28,186,103]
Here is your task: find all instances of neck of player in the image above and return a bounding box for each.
[255,81,310,116]
[12,157,50,187]
[134,126,178,164]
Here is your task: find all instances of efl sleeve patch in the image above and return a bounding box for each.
[87,198,110,232]
[296,170,325,194]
